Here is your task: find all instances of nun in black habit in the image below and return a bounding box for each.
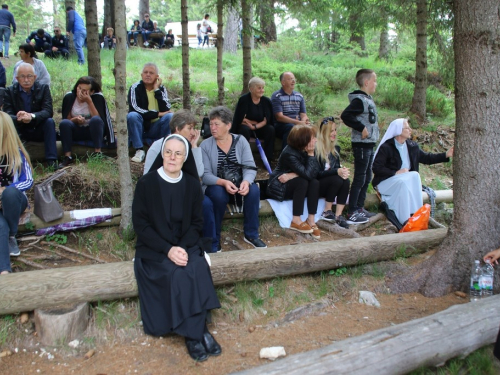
[132,134,221,362]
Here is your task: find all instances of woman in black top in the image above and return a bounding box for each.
[133,134,221,362]
[232,76,275,162]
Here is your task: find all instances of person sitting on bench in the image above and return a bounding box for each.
[372,118,453,227]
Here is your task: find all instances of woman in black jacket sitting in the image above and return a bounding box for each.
[315,117,351,228]
[266,125,320,238]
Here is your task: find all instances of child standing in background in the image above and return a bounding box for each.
[340,69,379,225]
[196,23,202,47]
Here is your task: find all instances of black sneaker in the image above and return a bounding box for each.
[244,237,267,248]
[360,207,377,218]
[58,156,74,168]
[346,210,369,225]
[336,215,350,229]
[320,210,336,222]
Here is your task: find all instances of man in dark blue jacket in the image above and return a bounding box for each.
[44,27,68,59]
[26,28,52,53]
[0,4,16,58]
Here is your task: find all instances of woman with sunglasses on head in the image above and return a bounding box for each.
[315,117,351,229]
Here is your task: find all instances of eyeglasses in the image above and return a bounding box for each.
[145,15,150,17]
[54,30,60,33]
[164,149,185,159]
[320,116,335,129]
[18,74,35,80]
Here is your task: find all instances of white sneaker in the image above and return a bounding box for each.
[131,149,145,163]
[144,41,149,47]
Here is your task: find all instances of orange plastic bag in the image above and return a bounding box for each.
[399,204,431,233]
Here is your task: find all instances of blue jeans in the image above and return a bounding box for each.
[142,30,152,42]
[275,122,294,153]
[202,195,217,252]
[0,188,28,273]
[205,184,260,248]
[17,118,57,162]
[73,29,87,64]
[0,26,11,56]
[59,117,104,153]
[349,146,374,212]
[127,112,172,149]
[128,31,140,45]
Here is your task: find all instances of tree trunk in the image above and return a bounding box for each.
[216,0,225,105]
[65,0,76,56]
[113,0,133,236]
[181,0,190,110]
[348,14,365,50]
[84,0,102,85]
[52,0,58,28]
[241,0,252,94]
[234,296,500,375]
[389,0,500,297]
[102,0,115,38]
[0,229,447,315]
[224,6,238,54]
[410,0,428,123]
[378,24,390,60]
[139,0,149,24]
[258,0,276,43]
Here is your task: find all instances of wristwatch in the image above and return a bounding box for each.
[31,113,36,120]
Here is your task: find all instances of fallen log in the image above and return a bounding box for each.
[0,229,447,315]
[232,295,500,375]
[18,191,453,232]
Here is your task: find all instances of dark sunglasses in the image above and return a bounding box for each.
[320,116,335,129]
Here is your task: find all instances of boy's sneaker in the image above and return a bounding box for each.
[346,210,369,225]
[131,149,145,163]
[244,237,267,249]
[58,155,74,168]
[360,207,377,218]
[320,210,336,223]
[336,215,350,229]
[8,237,20,257]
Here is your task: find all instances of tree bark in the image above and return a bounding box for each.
[0,229,447,315]
[216,0,225,105]
[139,0,149,22]
[233,296,500,375]
[224,6,238,54]
[378,24,390,60]
[65,0,76,56]
[258,0,276,43]
[113,0,134,236]
[241,0,252,94]
[85,0,102,85]
[348,14,365,50]
[102,0,115,38]
[410,0,428,123]
[181,0,190,110]
[389,0,500,297]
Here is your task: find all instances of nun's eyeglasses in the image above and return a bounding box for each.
[164,150,185,159]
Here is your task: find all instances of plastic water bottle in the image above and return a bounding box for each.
[481,259,494,298]
[470,260,482,302]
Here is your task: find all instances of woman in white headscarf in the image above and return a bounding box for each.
[372,118,453,225]
[132,134,221,362]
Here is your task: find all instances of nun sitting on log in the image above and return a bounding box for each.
[132,134,221,362]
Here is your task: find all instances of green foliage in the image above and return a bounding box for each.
[45,233,67,245]
[329,267,347,277]
[0,315,17,345]
[24,221,35,231]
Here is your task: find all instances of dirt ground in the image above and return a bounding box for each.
[0,287,466,375]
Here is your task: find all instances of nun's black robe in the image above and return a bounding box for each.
[132,168,220,340]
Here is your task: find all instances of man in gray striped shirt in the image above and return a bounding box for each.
[271,71,310,153]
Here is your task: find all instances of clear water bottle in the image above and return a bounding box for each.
[481,259,494,298]
[470,260,482,302]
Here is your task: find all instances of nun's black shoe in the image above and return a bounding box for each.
[185,338,209,362]
[202,331,222,356]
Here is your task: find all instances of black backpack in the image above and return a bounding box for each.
[206,25,212,33]
[201,116,211,139]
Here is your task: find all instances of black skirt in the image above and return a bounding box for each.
[134,246,220,341]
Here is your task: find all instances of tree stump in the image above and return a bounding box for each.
[34,302,89,346]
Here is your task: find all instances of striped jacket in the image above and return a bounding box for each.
[1,151,33,192]
[127,81,171,131]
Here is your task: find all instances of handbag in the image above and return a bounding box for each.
[219,135,257,188]
[201,116,211,139]
[34,170,66,222]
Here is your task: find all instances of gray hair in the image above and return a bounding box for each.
[142,63,159,74]
[208,106,233,125]
[248,76,265,89]
[170,109,197,134]
[17,62,35,75]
